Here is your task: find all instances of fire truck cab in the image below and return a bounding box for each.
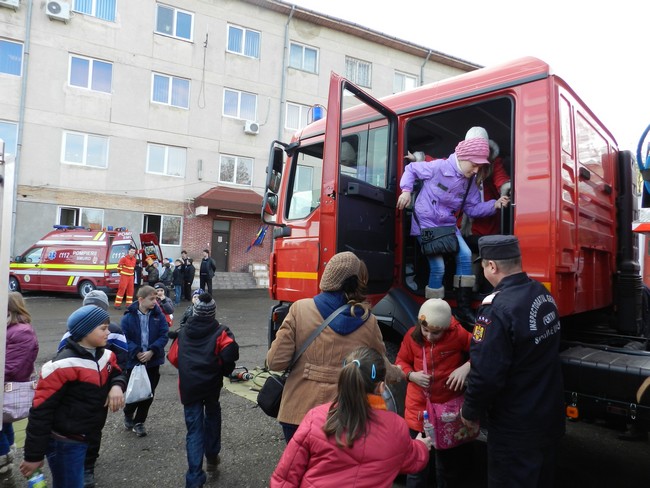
[262,56,650,422]
[9,226,162,298]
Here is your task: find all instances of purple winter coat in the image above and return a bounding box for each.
[5,322,39,382]
[400,154,497,235]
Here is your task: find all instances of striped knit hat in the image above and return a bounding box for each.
[67,305,110,341]
[455,137,490,165]
[193,293,217,318]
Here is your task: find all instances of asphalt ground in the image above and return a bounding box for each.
[5,289,650,487]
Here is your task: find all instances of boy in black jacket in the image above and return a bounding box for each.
[20,305,126,487]
[168,293,239,488]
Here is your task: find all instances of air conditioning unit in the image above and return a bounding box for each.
[46,0,70,22]
[244,120,260,135]
[0,0,20,10]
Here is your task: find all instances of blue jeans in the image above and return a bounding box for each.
[0,423,14,456]
[420,233,473,288]
[46,437,88,488]
[184,394,222,488]
[175,284,182,305]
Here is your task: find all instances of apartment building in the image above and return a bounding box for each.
[0,0,477,272]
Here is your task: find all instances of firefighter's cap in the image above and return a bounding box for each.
[475,235,521,262]
[320,251,361,292]
[67,305,110,342]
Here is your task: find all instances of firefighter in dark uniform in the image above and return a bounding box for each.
[460,235,565,488]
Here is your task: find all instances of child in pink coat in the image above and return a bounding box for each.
[271,346,431,488]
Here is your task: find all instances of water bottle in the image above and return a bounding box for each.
[28,469,47,488]
[422,410,435,439]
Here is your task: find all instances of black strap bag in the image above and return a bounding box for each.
[414,175,474,256]
[257,304,348,418]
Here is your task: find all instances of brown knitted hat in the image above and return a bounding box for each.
[319,252,361,292]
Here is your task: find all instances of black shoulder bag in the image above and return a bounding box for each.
[257,304,348,418]
[415,175,474,256]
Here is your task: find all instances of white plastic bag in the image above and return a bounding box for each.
[124,364,153,404]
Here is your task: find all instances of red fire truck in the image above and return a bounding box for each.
[9,226,163,298]
[261,57,650,424]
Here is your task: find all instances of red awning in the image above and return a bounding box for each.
[194,186,263,214]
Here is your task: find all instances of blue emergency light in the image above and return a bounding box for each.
[312,105,324,122]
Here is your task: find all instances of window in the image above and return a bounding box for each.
[69,55,112,93]
[58,206,104,230]
[143,214,181,245]
[73,0,116,22]
[219,155,253,186]
[155,4,193,41]
[147,143,186,177]
[345,57,371,88]
[394,71,417,93]
[62,131,109,168]
[289,42,318,73]
[151,73,190,108]
[0,40,23,77]
[227,25,260,58]
[286,102,311,131]
[223,89,257,120]
[0,120,18,157]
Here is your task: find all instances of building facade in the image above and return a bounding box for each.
[0,0,477,272]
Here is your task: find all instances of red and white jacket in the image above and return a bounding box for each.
[23,339,126,463]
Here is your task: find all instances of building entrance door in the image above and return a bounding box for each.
[211,220,230,272]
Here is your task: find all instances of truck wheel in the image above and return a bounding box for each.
[9,276,20,293]
[78,280,96,299]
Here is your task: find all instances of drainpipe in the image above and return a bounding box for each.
[11,0,34,255]
[420,49,432,86]
[278,5,295,140]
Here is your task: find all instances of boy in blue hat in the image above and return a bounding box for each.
[20,305,126,487]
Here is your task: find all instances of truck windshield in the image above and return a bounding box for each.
[109,243,133,264]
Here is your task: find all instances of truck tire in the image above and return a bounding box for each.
[9,276,20,293]
[78,280,96,299]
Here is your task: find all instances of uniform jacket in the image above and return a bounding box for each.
[5,321,39,382]
[270,401,430,488]
[200,257,217,279]
[120,302,169,369]
[169,315,239,405]
[117,255,136,277]
[266,293,388,426]
[396,320,471,432]
[59,322,128,370]
[23,339,126,462]
[462,272,565,447]
[400,154,497,235]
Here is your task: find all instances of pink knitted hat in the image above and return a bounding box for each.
[455,137,490,165]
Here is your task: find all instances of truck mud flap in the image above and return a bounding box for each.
[561,345,650,421]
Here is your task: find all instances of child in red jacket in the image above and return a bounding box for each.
[396,298,472,488]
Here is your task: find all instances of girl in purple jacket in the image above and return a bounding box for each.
[2,292,39,482]
[397,137,510,326]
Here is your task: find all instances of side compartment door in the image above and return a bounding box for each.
[322,74,398,295]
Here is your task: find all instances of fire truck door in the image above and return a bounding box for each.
[14,247,44,290]
[324,74,398,295]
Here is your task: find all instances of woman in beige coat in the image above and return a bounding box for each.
[266,251,403,443]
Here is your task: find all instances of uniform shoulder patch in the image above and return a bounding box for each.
[481,291,500,305]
